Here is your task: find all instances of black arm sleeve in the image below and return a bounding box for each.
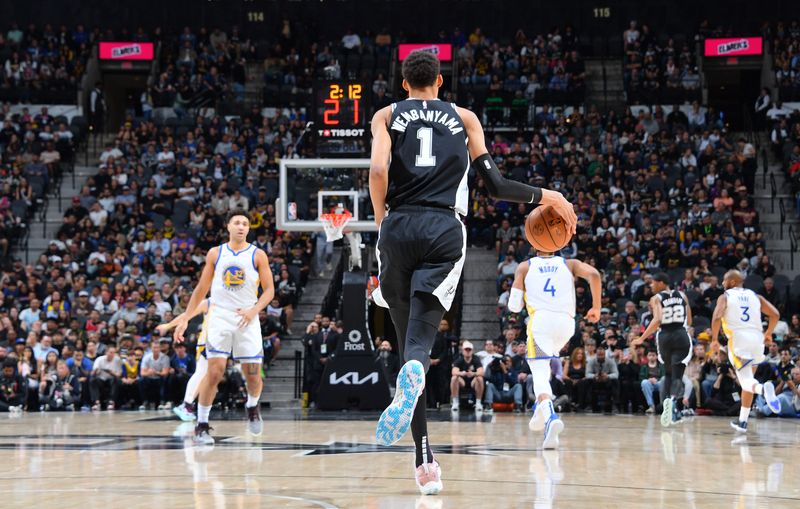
[472,153,542,204]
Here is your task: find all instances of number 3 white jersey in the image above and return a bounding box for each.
[722,287,762,335]
[523,256,575,318]
[210,243,260,311]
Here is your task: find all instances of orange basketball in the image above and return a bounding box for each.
[524,205,571,253]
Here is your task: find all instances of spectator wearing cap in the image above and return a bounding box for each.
[450,341,485,413]
[168,342,195,404]
[73,291,93,317]
[139,338,171,410]
[110,298,139,324]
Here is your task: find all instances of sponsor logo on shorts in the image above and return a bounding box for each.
[221,265,246,291]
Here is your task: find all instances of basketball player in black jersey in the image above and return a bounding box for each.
[631,273,693,427]
[370,51,576,495]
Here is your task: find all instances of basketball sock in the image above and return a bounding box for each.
[739,405,750,423]
[246,394,260,408]
[412,388,433,467]
[527,358,554,399]
[198,404,211,424]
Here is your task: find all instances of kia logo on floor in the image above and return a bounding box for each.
[329,371,380,385]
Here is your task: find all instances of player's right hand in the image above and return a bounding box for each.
[584,307,601,323]
[541,189,578,235]
[155,324,172,336]
[173,319,188,343]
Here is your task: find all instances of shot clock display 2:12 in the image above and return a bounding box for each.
[315,81,369,129]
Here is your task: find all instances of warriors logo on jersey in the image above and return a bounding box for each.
[221,265,246,291]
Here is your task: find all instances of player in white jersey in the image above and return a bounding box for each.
[155,299,210,422]
[508,251,601,449]
[711,270,781,433]
[174,210,275,445]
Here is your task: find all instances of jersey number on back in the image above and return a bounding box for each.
[415,128,436,167]
[543,278,556,297]
[661,305,685,324]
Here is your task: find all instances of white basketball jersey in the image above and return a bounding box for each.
[722,287,762,335]
[524,256,575,317]
[210,243,260,310]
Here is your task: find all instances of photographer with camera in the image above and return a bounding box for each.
[485,355,523,413]
[702,349,741,416]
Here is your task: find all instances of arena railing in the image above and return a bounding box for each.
[790,225,798,271]
[779,197,786,240]
[770,171,777,214]
[762,148,769,189]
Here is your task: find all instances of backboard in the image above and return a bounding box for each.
[276,158,377,232]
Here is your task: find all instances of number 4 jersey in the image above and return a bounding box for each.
[523,256,576,318]
[387,99,470,215]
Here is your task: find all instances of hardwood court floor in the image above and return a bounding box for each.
[1,409,799,508]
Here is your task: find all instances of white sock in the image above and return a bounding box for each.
[739,406,750,423]
[539,399,554,418]
[452,398,458,405]
[246,394,260,408]
[754,383,763,395]
[198,404,211,424]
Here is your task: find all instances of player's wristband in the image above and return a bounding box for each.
[473,153,542,204]
[508,288,524,313]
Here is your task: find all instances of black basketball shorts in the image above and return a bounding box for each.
[372,205,466,311]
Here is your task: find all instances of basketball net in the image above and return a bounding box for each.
[319,205,353,242]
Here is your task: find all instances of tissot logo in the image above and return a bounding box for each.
[317,129,365,137]
[329,371,379,385]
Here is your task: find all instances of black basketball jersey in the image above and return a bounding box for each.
[386,99,470,215]
[657,289,687,330]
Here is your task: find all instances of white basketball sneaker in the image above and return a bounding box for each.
[376,360,425,446]
[529,400,552,432]
[764,381,781,414]
[414,460,443,495]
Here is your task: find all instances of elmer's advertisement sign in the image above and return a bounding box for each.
[704,37,763,57]
[99,42,155,61]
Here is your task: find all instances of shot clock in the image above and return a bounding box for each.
[313,80,370,155]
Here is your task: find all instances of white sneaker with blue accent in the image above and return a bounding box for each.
[660,397,674,427]
[529,400,550,432]
[376,360,425,446]
[542,413,564,450]
[764,381,781,414]
[173,402,196,422]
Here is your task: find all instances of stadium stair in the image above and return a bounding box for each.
[753,156,800,277]
[585,58,626,114]
[459,247,500,348]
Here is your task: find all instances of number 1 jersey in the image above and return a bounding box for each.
[523,256,576,318]
[387,99,470,216]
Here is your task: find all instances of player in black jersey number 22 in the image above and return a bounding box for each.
[369,50,576,495]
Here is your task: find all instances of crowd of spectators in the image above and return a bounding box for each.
[148,26,256,116]
[770,20,800,102]
[415,102,800,418]
[622,21,701,105]
[0,105,335,411]
[453,26,586,125]
[0,23,92,103]
[0,104,78,257]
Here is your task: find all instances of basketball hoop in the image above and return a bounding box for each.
[319,209,353,242]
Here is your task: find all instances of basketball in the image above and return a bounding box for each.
[525,205,572,253]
